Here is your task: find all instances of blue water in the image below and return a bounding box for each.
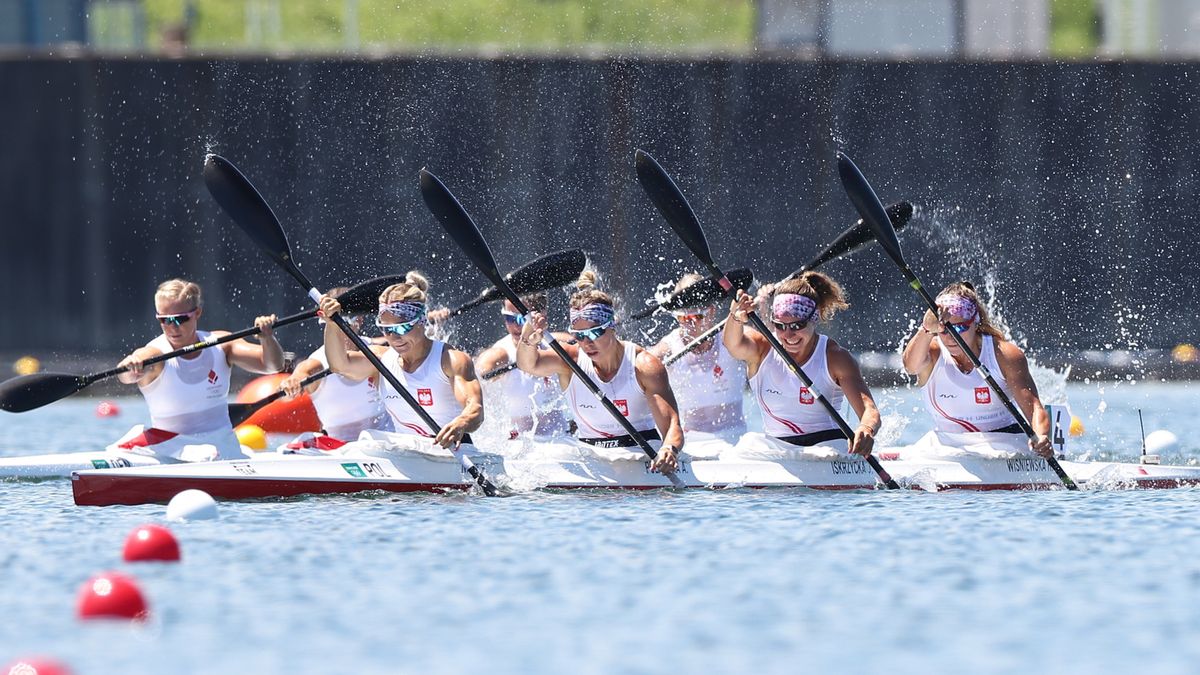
[2,381,1199,674]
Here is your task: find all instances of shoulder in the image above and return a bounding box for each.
[634,345,668,377]
[476,344,509,372]
[993,336,1029,366]
[445,345,478,378]
[824,336,860,370]
[368,345,390,359]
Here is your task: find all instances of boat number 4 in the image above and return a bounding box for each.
[1045,404,1068,459]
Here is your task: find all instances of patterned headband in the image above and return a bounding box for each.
[378,301,426,323]
[772,294,817,323]
[569,303,615,326]
[935,293,978,321]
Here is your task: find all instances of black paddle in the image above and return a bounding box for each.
[630,268,755,320]
[634,149,900,490]
[0,276,397,414]
[226,368,335,427]
[446,249,588,318]
[419,168,687,488]
[203,154,498,496]
[835,151,1077,491]
[662,201,915,366]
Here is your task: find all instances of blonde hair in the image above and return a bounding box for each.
[378,271,429,305]
[155,279,202,309]
[569,269,614,310]
[773,271,848,322]
[938,281,1004,339]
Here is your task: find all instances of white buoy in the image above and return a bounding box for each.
[1144,430,1178,456]
[166,489,219,521]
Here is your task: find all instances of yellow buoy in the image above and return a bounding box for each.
[235,424,269,451]
[13,355,40,376]
[1069,416,1085,437]
[1172,343,1198,363]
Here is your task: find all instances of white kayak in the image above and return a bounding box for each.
[70,431,1200,506]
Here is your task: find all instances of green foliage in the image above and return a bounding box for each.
[136,0,756,53]
[1049,0,1101,57]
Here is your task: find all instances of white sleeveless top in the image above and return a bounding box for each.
[749,334,844,438]
[378,341,463,438]
[923,335,1017,433]
[309,345,391,440]
[662,328,746,434]
[496,336,570,436]
[139,332,232,434]
[564,341,657,438]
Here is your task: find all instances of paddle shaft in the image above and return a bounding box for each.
[228,368,333,424]
[481,362,517,380]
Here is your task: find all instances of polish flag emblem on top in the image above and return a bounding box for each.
[207,370,218,385]
[614,399,629,416]
[975,387,991,404]
[798,387,815,405]
[418,388,433,407]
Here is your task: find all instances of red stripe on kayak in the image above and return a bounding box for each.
[117,428,179,449]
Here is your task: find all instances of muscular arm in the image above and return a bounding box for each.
[226,315,285,374]
[434,348,484,448]
[995,340,1050,438]
[116,346,166,386]
[322,320,384,380]
[475,345,510,377]
[722,291,768,373]
[902,309,942,382]
[828,342,881,456]
[515,312,575,378]
[634,349,685,452]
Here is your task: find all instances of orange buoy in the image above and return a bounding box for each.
[122,524,181,563]
[234,373,320,433]
[76,572,148,621]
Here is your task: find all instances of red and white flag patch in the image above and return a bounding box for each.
[417,388,433,406]
[207,369,218,384]
[975,387,991,404]
[798,387,815,405]
[614,399,629,416]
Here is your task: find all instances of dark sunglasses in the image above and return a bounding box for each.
[947,320,975,334]
[502,311,527,327]
[156,310,197,327]
[568,322,612,342]
[771,319,809,332]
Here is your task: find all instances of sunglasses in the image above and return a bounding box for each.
[156,309,197,327]
[674,312,705,323]
[375,318,422,337]
[502,310,527,327]
[568,320,613,342]
[771,319,810,332]
[947,320,975,334]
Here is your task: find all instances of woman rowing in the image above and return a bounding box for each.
[279,287,391,445]
[475,292,572,440]
[900,281,1053,458]
[648,273,747,448]
[724,272,879,456]
[115,279,283,461]
[318,272,483,449]
[515,271,682,472]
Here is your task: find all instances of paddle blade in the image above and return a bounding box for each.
[799,201,915,274]
[419,169,507,293]
[0,372,87,412]
[505,248,588,297]
[634,149,717,270]
[334,275,407,315]
[659,268,754,312]
[204,154,313,291]
[836,152,906,267]
[227,402,261,427]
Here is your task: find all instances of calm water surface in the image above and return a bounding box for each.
[2,382,1199,674]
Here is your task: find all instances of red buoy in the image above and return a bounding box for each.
[76,572,148,621]
[95,400,120,417]
[3,658,72,675]
[122,524,181,563]
[235,373,320,433]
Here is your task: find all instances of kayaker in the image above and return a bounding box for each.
[648,273,747,444]
[724,271,880,456]
[278,287,392,443]
[515,270,683,472]
[318,272,483,449]
[475,291,572,440]
[900,281,1053,458]
[115,278,283,460]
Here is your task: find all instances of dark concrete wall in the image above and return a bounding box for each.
[2,56,1195,360]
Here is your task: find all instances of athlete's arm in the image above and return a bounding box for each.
[995,340,1053,458]
[116,346,165,386]
[319,296,381,380]
[436,348,484,448]
[279,358,325,399]
[227,315,284,374]
[902,309,943,383]
[828,342,880,457]
[515,311,575,377]
[722,290,768,373]
[635,349,683,473]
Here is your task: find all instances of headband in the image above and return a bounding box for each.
[378,301,426,323]
[569,303,615,326]
[935,293,978,322]
[771,294,817,323]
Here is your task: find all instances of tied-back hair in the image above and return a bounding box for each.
[672,272,705,295]
[569,269,614,310]
[773,271,849,322]
[155,279,202,308]
[517,291,549,314]
[939,281,1005,339]
[378,271,429,305]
